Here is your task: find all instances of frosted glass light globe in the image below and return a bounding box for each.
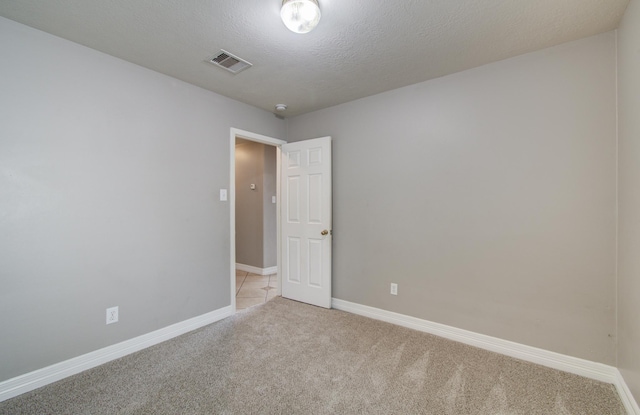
[281,0,321,34]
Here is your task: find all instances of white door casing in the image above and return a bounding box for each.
[281,137,332,308]
[229,128,286,313]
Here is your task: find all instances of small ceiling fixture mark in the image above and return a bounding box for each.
[207,50,252,74]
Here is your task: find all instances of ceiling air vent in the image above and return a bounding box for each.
[207,50,252,74]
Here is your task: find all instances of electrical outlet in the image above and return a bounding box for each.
[106,306,119,324]
[390,283,398,296]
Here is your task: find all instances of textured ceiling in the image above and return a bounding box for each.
[0,0,630,117]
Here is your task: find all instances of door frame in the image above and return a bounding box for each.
[229,128,286,312]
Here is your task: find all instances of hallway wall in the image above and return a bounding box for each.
[235,140,277,269]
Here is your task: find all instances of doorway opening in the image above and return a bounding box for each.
[229,128,286,313]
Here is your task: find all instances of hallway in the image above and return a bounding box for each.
[235,269,278,311]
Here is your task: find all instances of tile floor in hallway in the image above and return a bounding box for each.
[235,269,278,311]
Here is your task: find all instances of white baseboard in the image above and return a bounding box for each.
[236,263,277,276]
[331,298,639,415]
[0,305,233,403]
[2,298,637,414]
[617,370,640,415]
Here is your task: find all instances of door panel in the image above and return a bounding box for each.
[287,176,300,222]
[287,237,301,283]
[281,137,332,308]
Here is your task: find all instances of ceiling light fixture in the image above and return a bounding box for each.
[280,0,321,34]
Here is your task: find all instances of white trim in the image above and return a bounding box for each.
[236,263,277,276]
[2,298,637,413]
[617,370,640,415]
[0,306,232,403]
[232,128,286,147]
[275,147,282,296]
[332,298,616,378]
[332,298,640,413]
[229,128,286,312]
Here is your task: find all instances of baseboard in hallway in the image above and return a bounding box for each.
[235,263,277,276]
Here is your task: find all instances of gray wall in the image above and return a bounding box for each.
[617,0,640,402]
[0,17,285,382]
[1,8,632,391]
[286,32,617,365]
[235,141,277,269]
[235,140,265,268]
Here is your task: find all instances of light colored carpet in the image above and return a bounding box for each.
[0,297,625,414]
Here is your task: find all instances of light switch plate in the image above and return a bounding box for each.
[220,189,227,201]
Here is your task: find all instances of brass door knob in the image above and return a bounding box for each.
[321,229,329,236]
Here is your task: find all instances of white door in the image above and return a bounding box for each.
[280,136,332,308]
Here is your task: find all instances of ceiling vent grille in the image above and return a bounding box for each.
[207,50,252,74]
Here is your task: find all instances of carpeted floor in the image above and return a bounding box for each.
[0,297,625,414]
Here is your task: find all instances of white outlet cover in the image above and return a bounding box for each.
[106,306,119,324]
